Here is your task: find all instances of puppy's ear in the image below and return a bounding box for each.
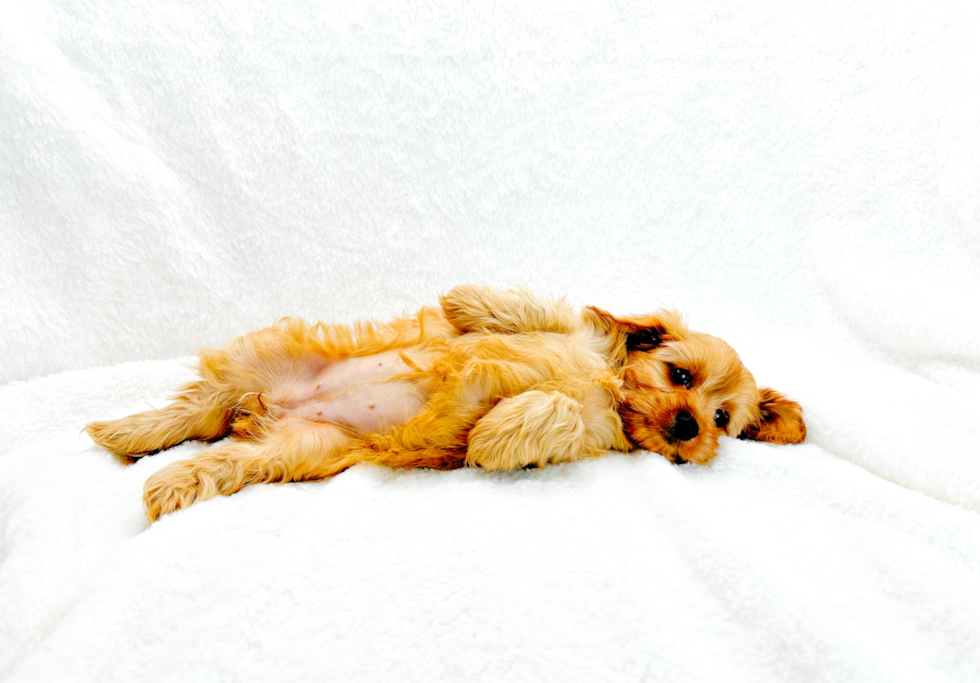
[584,306,686,353]
[739,388,806,444]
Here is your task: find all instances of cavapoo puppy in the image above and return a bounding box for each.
[86,286,806,521]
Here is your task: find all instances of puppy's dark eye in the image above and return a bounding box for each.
[714,409,730,429]
[669,366,693,388]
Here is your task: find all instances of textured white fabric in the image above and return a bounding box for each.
[2,1,980,681]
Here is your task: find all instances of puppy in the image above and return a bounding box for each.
[86,286,805,521]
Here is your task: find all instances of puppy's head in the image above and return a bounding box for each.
[585,307,806,465]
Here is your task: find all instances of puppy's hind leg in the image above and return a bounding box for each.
[86,380,236,458]
[142,420,471,521]
[142,420,352,521]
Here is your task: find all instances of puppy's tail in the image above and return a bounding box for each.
[229,392,271,438]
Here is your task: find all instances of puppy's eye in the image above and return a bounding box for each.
[669,366,693,388]
[714,409,730,429]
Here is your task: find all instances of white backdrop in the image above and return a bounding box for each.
[3,0,978,383]
[3,1,980,682]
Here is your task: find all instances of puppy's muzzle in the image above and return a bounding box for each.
[669,410,699,442]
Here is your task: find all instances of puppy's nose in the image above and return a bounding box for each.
[671,410,699,442]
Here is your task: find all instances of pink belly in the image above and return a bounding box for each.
[272,349,430,433]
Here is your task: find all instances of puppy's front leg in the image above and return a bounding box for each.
[142,422,350,521]
[466,390,597,470]
[440,285,576,335]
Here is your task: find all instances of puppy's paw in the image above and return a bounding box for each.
[439,285,495,333]
[85,420,112,445]
[466,390,587,470]
[143,460,217,521]
[86,420,138,456]
[440,285,574,335]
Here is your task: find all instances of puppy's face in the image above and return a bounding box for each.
[586,308,806,465]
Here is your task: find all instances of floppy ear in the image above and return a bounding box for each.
[583,306,687,356]
[739,388,806,444]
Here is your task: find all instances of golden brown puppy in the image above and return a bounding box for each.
[86,286,805,521]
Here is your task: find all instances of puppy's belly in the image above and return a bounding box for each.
[274,349,430,433]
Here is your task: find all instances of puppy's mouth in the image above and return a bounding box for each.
[655,419,697,464]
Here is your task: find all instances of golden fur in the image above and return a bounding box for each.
[86,285,806,521]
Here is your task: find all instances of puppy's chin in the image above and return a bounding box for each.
[619,394,720,466]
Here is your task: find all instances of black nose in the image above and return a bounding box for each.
[671,410,699,442]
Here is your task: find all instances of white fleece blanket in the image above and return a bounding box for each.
[3,1,980,681]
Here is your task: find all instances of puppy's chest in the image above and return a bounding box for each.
[449,332,618,400]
